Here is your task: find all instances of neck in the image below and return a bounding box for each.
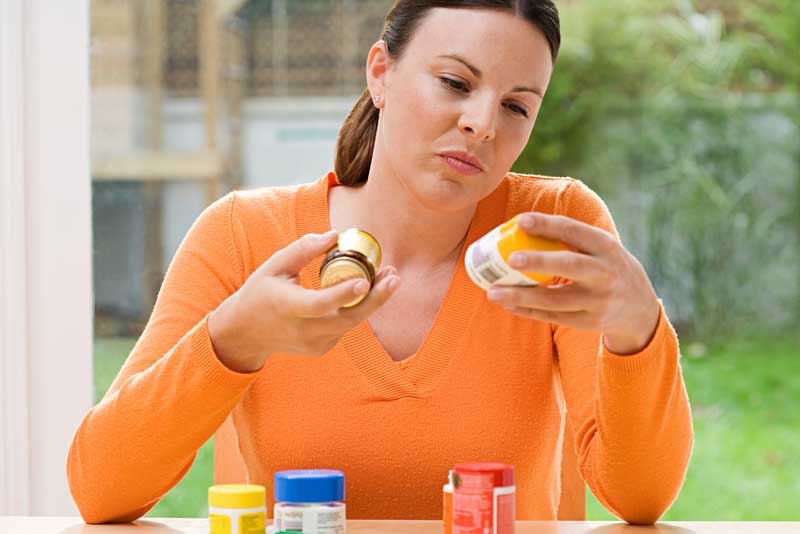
[329,169,475,273]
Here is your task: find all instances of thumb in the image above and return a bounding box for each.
[262,230,339,277]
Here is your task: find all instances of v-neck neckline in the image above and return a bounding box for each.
[295,172,508,400]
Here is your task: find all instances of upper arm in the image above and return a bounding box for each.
[103,193,244,399]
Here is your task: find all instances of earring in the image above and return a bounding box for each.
[373,95,383,107]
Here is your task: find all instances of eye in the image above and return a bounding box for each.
[439,77,469,93]
[504,102,529,118]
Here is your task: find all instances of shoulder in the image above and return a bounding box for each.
[502,172,617,237]
[227,182,305,228]
[203,180,317,261]
[226,184,308,217]
[503,171,575,210]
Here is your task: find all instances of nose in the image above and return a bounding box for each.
[458,94,497,142]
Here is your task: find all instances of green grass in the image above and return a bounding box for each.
[95,334,800,520]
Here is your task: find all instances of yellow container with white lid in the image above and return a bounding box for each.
[466,214,569,290]
[209,484,266,534]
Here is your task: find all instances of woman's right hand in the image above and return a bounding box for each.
[207,230,399,373]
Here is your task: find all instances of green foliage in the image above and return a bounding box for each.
[743,0,800,92]
[515,0,799,341]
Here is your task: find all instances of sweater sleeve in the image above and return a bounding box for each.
[67,193,260,524]
[551,180,693,525]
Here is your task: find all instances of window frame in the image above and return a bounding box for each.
[0,0,92,515]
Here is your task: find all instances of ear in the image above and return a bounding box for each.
[366,40,392,109]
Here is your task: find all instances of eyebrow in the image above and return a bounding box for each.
[436,54,544,97]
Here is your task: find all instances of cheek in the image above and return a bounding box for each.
[385,77,449,147]
[498,129,530,165]
[381,78,456,188]
[496,118,535,167]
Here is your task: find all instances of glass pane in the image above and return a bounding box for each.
[89,0,800,522]
[90,0,393,518]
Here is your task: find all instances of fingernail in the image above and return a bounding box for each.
[387,277,398,291]
[519,214,536,229]
[353,280,369,294]
[508,253,525,269]
[487,289,504,301]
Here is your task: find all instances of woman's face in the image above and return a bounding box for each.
[368,7,554,212]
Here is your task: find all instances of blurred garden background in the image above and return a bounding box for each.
[90,0,800,520]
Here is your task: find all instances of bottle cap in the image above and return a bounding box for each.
[274,469,346,503]
[453,463,514,487]
[208,484,266,509]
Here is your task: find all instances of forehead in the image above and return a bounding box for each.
[401,7,552,77]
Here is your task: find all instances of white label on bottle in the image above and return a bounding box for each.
[465,227,538,291]
[274,504,346,533]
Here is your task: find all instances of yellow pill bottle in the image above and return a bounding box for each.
[209,484,266,534]
[466,214,569,290]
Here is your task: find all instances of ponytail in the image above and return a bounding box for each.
[334,89,380,186]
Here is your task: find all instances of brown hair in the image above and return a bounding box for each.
[334,0,561,186]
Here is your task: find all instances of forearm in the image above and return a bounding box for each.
[67,317,256,523]
[580,307,693,524]
[208,292,272,373]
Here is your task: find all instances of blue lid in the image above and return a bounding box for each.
[274,469,346,503]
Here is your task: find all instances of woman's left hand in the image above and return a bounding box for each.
[486,212,661,355]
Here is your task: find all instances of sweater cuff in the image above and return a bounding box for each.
[193,313,262,387]
[600,300,676,374]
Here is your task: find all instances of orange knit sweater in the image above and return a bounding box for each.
[67,172,692,525]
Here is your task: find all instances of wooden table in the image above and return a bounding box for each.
[2,518,799,534]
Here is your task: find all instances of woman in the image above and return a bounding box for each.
[68,0,692,525]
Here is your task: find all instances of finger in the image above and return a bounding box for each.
[262,231,339,277]
[291,265,397,319]
[517,212,618,257]
[502,305,594,330]
[507,250,606,283]
[336,268,400,322]
[487,284,591,312]
[374,264,397,284]
[288,277,372,318]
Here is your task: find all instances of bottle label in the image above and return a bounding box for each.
[210,508,265,534]
[209,513,232,534]
[465,226,537,291]
[453,472,515,534]
[239,512,266,534]
[274,505,346,534]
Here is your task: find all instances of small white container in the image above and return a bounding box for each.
[272,469,346,534]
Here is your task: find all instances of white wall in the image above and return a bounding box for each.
[241,96,356,188]
[0,0,93,516]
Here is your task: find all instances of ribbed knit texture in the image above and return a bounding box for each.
[67,172,692,525]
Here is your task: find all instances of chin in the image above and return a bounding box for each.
[411,174,481,212]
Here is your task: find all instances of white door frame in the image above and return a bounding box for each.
[0,0,93,515]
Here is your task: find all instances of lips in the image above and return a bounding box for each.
[438,150,485,173]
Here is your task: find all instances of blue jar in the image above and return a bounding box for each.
[270,469,346,534]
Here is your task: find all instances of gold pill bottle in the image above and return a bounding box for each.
[319,228,382,308]
[209,484,266,534]
[466,214,569,290]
